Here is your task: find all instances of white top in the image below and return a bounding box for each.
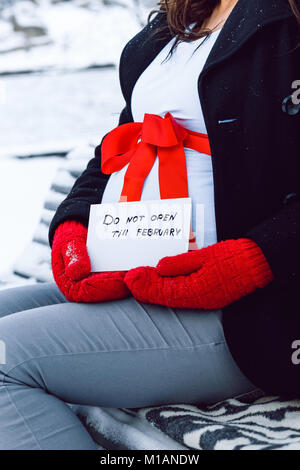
[102,29,221,247]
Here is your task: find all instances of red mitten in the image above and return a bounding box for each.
[124,238,274,309]
[52,221,91,282]
[52,221,129,302]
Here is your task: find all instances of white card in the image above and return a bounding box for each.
[86,198,192,272]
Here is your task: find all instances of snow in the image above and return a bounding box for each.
[0,157,61,274]
[0,68,124,152]
[0,0,148,74]
[74,406,186,450]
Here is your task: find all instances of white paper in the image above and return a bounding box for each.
[86,198,192,272]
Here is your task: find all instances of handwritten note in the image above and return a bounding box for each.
[86,198,192,272]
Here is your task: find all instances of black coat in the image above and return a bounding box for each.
[49,0,300,396]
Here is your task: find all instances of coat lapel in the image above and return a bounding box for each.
[124,1,295,105]
[201,0,294,74]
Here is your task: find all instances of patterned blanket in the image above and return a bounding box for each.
[75,393,300,450]
[5,148,300,450]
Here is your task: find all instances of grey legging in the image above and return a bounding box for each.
[0,282,257,450]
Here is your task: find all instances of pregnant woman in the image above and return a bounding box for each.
[0,0,299,450]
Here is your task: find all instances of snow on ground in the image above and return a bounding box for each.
[0,0,150,74]
[0,68,124,153]
[74,406,186,450]
[0,156,61,274]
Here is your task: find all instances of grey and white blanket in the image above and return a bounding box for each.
[74,393,300,450]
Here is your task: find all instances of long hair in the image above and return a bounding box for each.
[149,0,300,53]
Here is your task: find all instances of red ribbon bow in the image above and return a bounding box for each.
[101,112,211,202]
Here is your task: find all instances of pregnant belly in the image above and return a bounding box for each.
[101,150,217,248]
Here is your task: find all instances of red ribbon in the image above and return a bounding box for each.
[101,112,211,202]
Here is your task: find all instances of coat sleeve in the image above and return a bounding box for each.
[247,196,300,285]
[48,105,133,246]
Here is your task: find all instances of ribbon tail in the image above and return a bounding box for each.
[121,143,157,202]
[158,143,189,200]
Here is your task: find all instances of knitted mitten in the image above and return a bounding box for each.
[124,238,274,309]
[52,221,129,302]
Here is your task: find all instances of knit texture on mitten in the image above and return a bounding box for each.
[125,238,274,309]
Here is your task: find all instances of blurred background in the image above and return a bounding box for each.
[0,0,154,283]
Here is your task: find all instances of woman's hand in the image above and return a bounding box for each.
[51,221,129,302]
[124,239,274,310]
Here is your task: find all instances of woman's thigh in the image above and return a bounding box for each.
[0,282,66,318]
[0,293,256,407]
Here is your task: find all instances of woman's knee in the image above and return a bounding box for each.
[0,332,41,391]
[0,283,65,319]
[0,286,21,318]
[0,323,54,394]
[0,311,51,390]
[0,284,37,318]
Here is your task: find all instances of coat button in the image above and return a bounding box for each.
[283,193,297,205]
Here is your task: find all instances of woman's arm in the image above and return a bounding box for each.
[247,197,300,285]
[48,105,133,246]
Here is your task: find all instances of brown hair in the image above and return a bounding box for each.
[149,0,300,53]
